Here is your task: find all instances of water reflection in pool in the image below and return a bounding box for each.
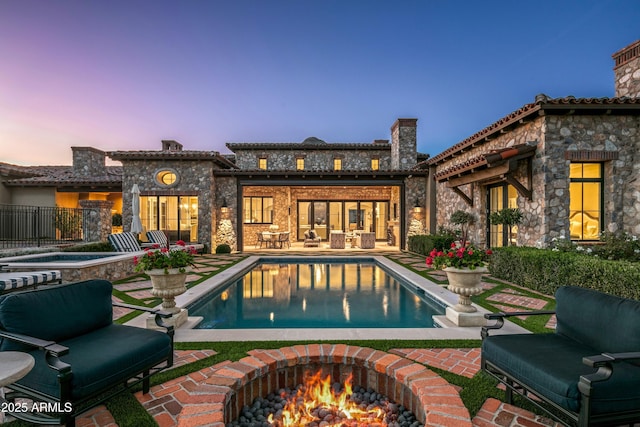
[189,262,444,329]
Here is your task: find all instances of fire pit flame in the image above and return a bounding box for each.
[267,371,386,427]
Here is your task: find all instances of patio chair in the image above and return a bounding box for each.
[146,230,205,253]
[303,230,321,247]
[256,232,268,249]
[277,231,291,249]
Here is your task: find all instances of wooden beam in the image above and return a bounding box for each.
[452,186,473,206]
[445,163,510,187]
[505,174,532,200]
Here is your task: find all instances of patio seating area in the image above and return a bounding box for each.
[0,251,572,426]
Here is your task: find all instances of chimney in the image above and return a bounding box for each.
[161,140,183,151]
[390,118,417,170]
[613,40,640,98]
[71,147,106,176]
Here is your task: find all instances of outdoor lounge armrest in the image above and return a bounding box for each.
[112,302,176,331]
[578,352,640,398]
[0,329,69,356]
[481,310,556,338]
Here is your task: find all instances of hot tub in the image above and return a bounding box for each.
[1,252,142,282]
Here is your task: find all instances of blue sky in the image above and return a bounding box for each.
[1,0,638,166]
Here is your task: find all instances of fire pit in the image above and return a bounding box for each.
[231,370,422,426]
[167,345,471,426]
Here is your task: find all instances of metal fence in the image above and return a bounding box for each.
[0,204,84,249]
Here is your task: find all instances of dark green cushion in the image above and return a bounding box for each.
[15,324,172,400]
[556,286,640,352]
[0,280,113,351]
[482,333,640,414]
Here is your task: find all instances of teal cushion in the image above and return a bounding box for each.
[482,333,640,414]
[556,286,640,352]
[0,280,113,351]
[15,324,172,400]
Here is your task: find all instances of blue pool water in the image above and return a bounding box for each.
[189,261,445,329]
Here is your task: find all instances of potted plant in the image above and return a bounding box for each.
[426,242,492,313]
[449,210,475,245]
[134,241,197,316]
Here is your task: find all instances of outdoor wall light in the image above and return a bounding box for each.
[413,198,423,213]
[221,198,229,214]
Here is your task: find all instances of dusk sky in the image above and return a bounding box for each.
[1,1,639,166]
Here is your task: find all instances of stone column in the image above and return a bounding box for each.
[79,200,114,243]
[613,40,640,98]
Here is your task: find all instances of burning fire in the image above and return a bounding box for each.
[267,371,386,427]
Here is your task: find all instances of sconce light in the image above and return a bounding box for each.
[221,198,229,214]
[413,198,423,213]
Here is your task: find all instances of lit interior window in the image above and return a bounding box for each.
[156,170,177,186]
[296,158,305,170]
[371,158,379,171]
[333,158,342,171]
[258,158,267,170]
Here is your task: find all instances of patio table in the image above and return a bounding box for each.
[262,232,281,248]
[0,352,35,422]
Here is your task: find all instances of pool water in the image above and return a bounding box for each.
[189,261,445,329]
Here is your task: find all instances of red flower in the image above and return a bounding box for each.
[176,240,186,247]
[430,249,438,257]
[426,257,433,266]
[447,252,454,258]
[450,242,457,248]
[486,249,493,255]
[161,247,169,253]
[133,256,138,265]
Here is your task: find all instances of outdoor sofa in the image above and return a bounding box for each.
[0,279,174,426]
[481,286,640,426]
[0,269,62,293]
[146,230,205,253]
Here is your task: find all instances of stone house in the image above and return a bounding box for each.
[426,39,640,248]
[107,120,430,251]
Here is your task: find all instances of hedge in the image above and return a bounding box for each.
[408,234,456,256]
[489,246,640,300]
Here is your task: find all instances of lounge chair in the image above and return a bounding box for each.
[0,270,62,293]
[107,232,143,252]
[146,230,205,253]
[303,230,321,247]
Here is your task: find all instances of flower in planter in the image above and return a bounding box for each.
[426,241,492,270]
[134,241,197,274]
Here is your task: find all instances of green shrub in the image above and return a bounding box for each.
[408,230,456,256]
[215,244,232,254]
[489,246,640,299]
[62,242,114,252]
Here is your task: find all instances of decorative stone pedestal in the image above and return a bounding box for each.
[146,308,189,330]
[445,307,486,327]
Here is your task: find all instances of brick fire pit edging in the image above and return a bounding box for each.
[139,344,472,427]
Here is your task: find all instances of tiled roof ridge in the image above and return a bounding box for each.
[225,142,390,150]
[427,95,640,165]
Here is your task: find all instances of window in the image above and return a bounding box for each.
[333,158,342,171]
[296,158,305,170]
[258,158,267,170]
[371,158,380,171]
[140,195,198,242]
[243,196,273,224]
[155,169,179,187]
[569,163,603,240]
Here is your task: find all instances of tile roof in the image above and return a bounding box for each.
[226,142,392,151]
[433,143,537,182]
[1,164,122,187]
[107,150,238,169]
[428,95,640,165]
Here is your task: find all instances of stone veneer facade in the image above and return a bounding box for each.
[614,40,640,98]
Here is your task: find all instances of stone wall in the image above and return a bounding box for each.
[233,147,392,171]
[79,199,113,243]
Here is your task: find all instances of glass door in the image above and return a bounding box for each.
[312,202,328,240]
[329,202,343,232]
[375,202,389,240]
[487,184,517,247]
[298,202,311,239]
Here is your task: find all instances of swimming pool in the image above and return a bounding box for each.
[188,260,446,329]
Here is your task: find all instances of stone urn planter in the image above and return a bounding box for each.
[146,268,189,328]
[444,266,488,313]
